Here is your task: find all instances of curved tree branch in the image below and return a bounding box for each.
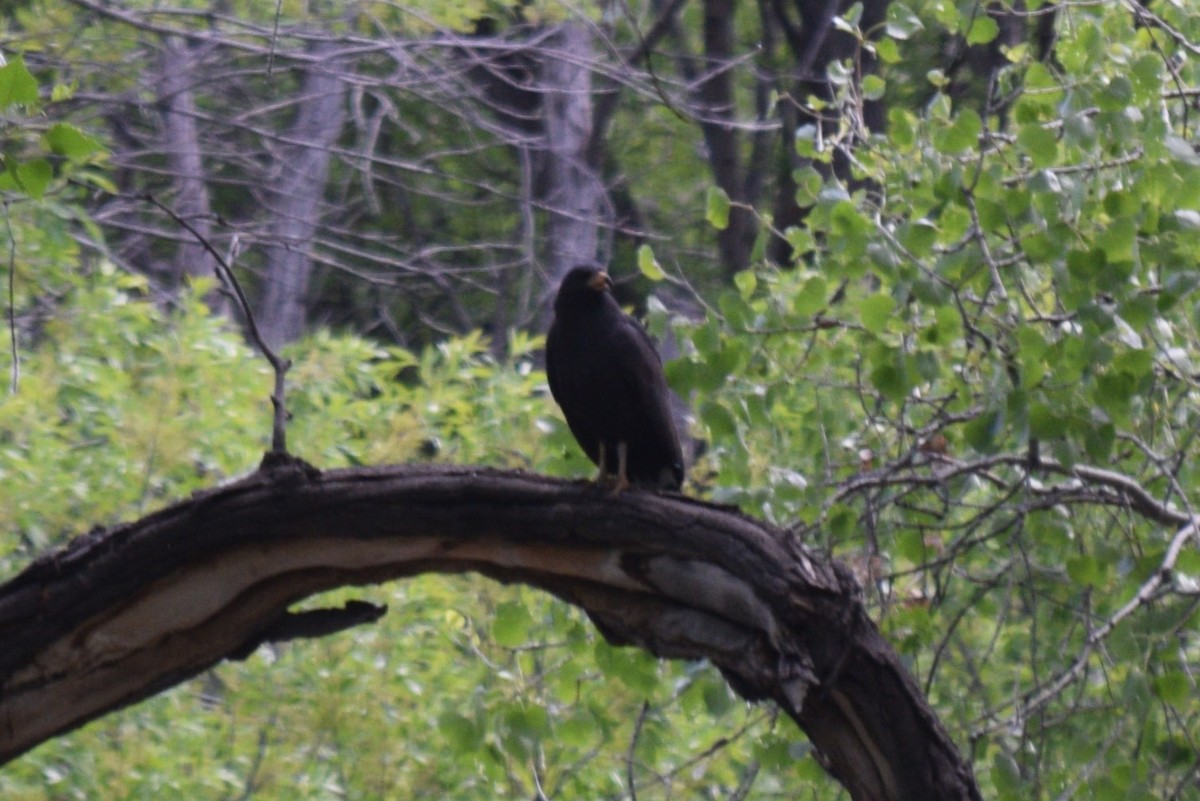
[0,464,981,801]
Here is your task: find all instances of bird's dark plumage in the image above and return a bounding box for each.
[546,265,684,491]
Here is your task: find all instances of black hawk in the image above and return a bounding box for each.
[546,265,684,491]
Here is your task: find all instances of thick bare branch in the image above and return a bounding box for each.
[0,465,981,801]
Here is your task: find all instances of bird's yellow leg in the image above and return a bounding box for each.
[612,441,630,495]
[595,441,610,485]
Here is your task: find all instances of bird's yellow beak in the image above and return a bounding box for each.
[588,271,612,292]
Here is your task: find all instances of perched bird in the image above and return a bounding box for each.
[546,265,685,491]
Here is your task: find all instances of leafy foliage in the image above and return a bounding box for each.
[4,0,1200,799]
[0,270,814,798]
[659,4,1200,798]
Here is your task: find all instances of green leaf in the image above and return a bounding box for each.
[594,641,661,694]
[889,108,916,148]
[0,55,39,107]
[1017,124,1058,168]
[965,16,999,45]
[869,357,908,403]
[706,185,731,230]
[50,82,75,102]
[1028,403,1063,439]
[733,270,756,297]
[785,226,816,257]
[438,711,483,753]
[793,166,823,206]
[1066,554,1105,587]
[885,3,924,39]
[964,409,1002,452]
[44,123,104,161]
[1023,62,1064,107]
[793,276,828,315]
[876,37,901,64]
[492,600,532,647]
[14,158,52,199]
[934,110,982,154]
[636,244,665,281]
[862,74,886,101]
[1152,672,1190,705]
[992,752,1025,801]
[1097,76,1134,112]
[701,400,739,441]
[1097,218,1136,264]
[931,0,960,28]
[860,293,895,334]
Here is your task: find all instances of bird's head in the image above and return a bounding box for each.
[555,265,614,313]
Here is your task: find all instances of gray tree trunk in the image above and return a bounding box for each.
[156,37,225,313]
[540,24,607,288]
[258,43,348,349]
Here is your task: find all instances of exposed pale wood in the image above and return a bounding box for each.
[0,463,981,801]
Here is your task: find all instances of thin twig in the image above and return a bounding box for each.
[977,519,1200,738]
[626,700,651,801]
[3,201,17,394]
[142,194,292,456]
[267,0,282,76]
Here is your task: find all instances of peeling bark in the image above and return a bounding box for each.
[0,463,981,801]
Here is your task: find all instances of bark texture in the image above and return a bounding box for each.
[0,464,981,801]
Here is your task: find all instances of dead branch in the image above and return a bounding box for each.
[0,464,981,801]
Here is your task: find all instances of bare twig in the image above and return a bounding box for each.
[977,518,1200,737]
[3,201,16,394]
[141,194,292,457]
[627,700,651,801]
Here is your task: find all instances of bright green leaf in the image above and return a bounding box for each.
[0,55,39,107]
[1023,62,1064,106]
[733,270,756,297]
[793,276,829,315]
[860,293,895,334]
[965,16,998,45]
[934,110,982,154]
[706,185,731,230]
[44,123,104,161]
[876,37,901,64]
[15,158,52,199]
[1017,124,1058,168]
[636,244,666,281]
[886,3,923,39]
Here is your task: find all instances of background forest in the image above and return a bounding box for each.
[2,0,1200,798]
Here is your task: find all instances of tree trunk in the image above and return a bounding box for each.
[540,24,606,287]
[258,42,348,349]
[0,463,982,801]
[698,0,758,276]
[155,37,225,313]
